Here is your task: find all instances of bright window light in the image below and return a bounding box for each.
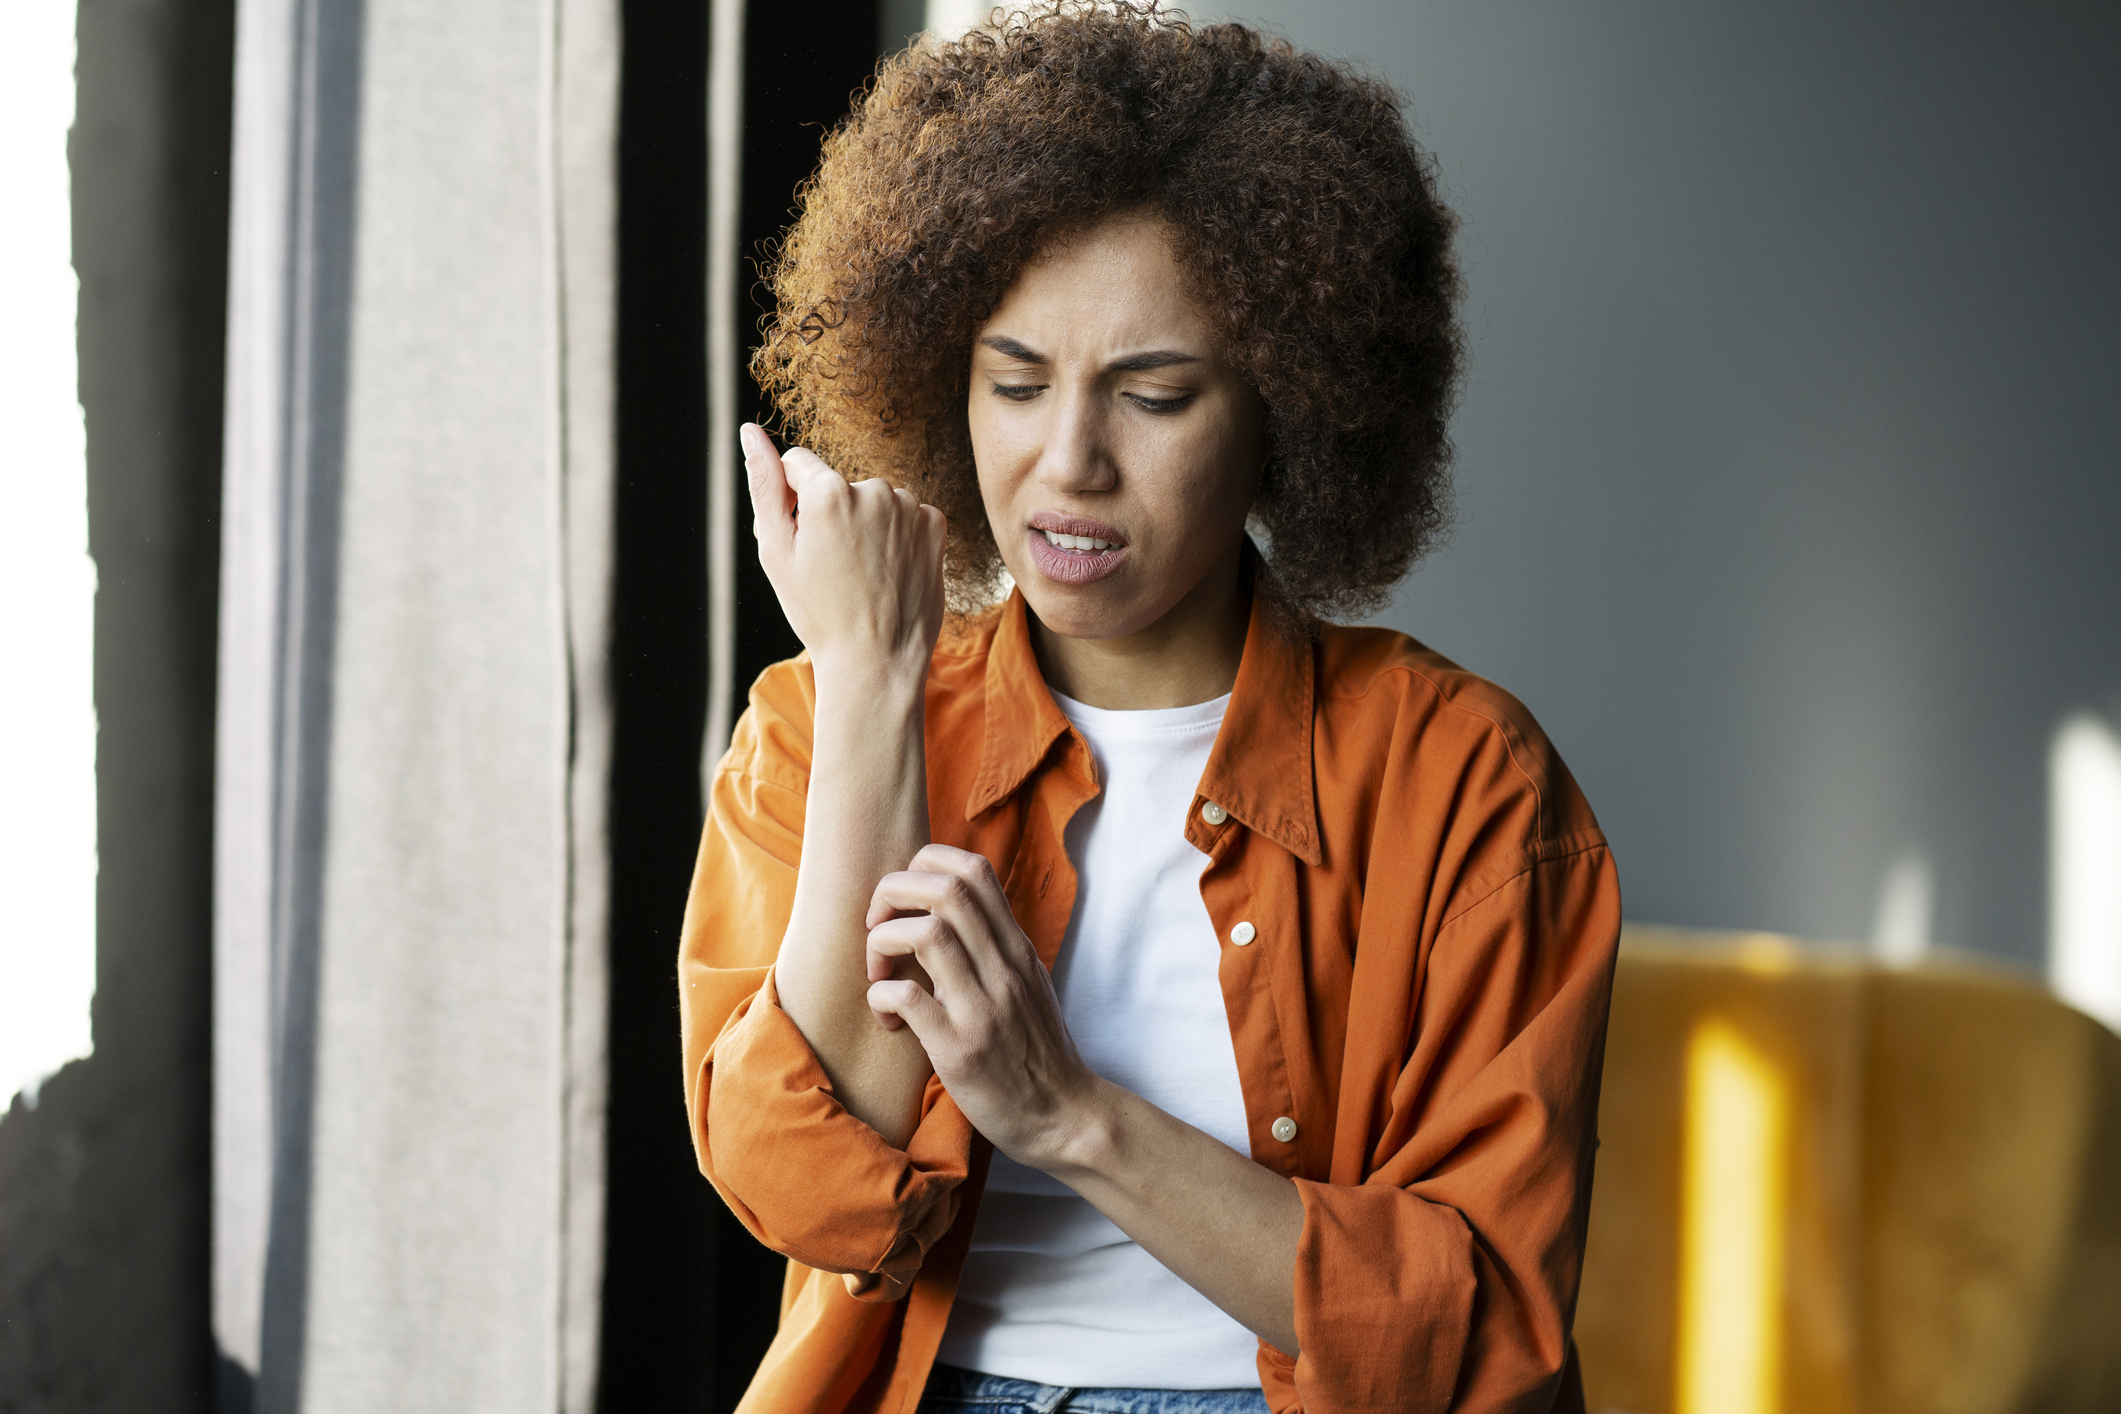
[923,0,988,38]
[2051,713,2121,1031]
[0,0,96,1110]
[1676,1018,1788,1414]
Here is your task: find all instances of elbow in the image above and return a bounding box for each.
[697,1010,973,1281]
[706,1136,952,1279]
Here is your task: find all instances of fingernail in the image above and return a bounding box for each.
[739,423,760,457]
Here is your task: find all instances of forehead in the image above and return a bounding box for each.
[979,212,1216,352]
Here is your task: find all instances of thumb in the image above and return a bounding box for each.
[742,424,795,559]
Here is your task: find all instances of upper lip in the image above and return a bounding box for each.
[1029,511,1127,546]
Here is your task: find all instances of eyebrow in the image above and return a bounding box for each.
[979,335,1202,373]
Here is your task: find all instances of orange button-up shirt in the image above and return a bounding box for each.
[680,585,1620,1414]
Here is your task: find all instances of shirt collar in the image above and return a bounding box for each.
[967,593,1077,819]
[1197,581,1323,866]
[964,554,1323,868]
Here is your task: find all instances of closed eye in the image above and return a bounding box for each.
[990,382,1044,402]
[1127,392,1197,414]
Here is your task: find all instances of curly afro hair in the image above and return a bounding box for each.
[753,1,1464,621]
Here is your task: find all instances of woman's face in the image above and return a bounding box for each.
[968,212,1266,643]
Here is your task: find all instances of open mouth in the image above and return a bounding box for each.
[1025,517,1128,586]
[1039,529,1118,553]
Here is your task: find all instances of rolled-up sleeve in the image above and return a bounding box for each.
[1282,841,1619,1413]
[679,667,973,1301]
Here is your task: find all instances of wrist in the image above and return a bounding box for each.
[809,645,931,704]
[810,657,928,741]
[1028,1075,1125,1185]
[807,652,928,783]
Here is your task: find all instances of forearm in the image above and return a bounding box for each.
[1044,1078,1305,1356]
[773,658,935,1147]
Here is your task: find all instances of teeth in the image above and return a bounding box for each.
[1042,530,1114,552]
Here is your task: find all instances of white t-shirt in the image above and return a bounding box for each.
[935,689,1261,1389]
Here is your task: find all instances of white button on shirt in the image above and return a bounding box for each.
[1230,921,1257,946]
[1200,800,1229,826]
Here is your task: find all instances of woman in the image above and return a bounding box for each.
[679,7,1620,1412]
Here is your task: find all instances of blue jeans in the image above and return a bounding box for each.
[917,1363,1270,1414]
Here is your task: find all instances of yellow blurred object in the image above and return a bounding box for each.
[1676,1020,1788,1414]
[1578,927,2121,1414]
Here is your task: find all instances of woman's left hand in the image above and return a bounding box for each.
[867,844,1305,1355]
[863,844,1096,1166]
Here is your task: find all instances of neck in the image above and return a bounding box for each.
[1029,541,1250,710]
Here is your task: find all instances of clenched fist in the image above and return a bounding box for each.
[743,422,947,679]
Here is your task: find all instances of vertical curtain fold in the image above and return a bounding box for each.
[214,0,618,1407]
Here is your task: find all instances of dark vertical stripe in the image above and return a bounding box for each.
[599,1,883,1409]
[599,0,714,1406]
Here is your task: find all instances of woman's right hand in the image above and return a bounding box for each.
[743,423,947,677]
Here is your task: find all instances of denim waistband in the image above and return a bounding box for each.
[918,1362,1270,1414]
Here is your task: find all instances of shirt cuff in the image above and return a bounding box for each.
[699,971,972,1292]
[1286,1178,1478,1413]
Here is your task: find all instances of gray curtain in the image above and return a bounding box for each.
[212,0,618,1407]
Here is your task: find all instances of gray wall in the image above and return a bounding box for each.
[0,0,232,1408]
[1208,0,2121,963]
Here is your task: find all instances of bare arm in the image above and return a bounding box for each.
[1048,1078,1305,1354]
[744,424,943,1149]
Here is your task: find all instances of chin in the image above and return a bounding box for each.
[1017,579,1155,642]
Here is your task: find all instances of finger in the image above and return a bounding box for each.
[906,844,1031,967]
[867,977,950,1045]
[918,505,948,610]
[865,862,973,929]
[868,868,1008,986]
[779,446,847,515]
[846,473,905,520]
[741,424,795,557]
[866,913,979,1001]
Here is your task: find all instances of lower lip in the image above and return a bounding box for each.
[1026,529,1129,586]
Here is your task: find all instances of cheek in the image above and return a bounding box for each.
[1163,420,1262,525]
[968,421,1024,550]
[970,408,1040,497]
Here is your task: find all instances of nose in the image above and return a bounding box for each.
[1031,385,1118,496]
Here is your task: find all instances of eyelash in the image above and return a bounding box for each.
[987,384,1197,415]
[1130,392,1196,414]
